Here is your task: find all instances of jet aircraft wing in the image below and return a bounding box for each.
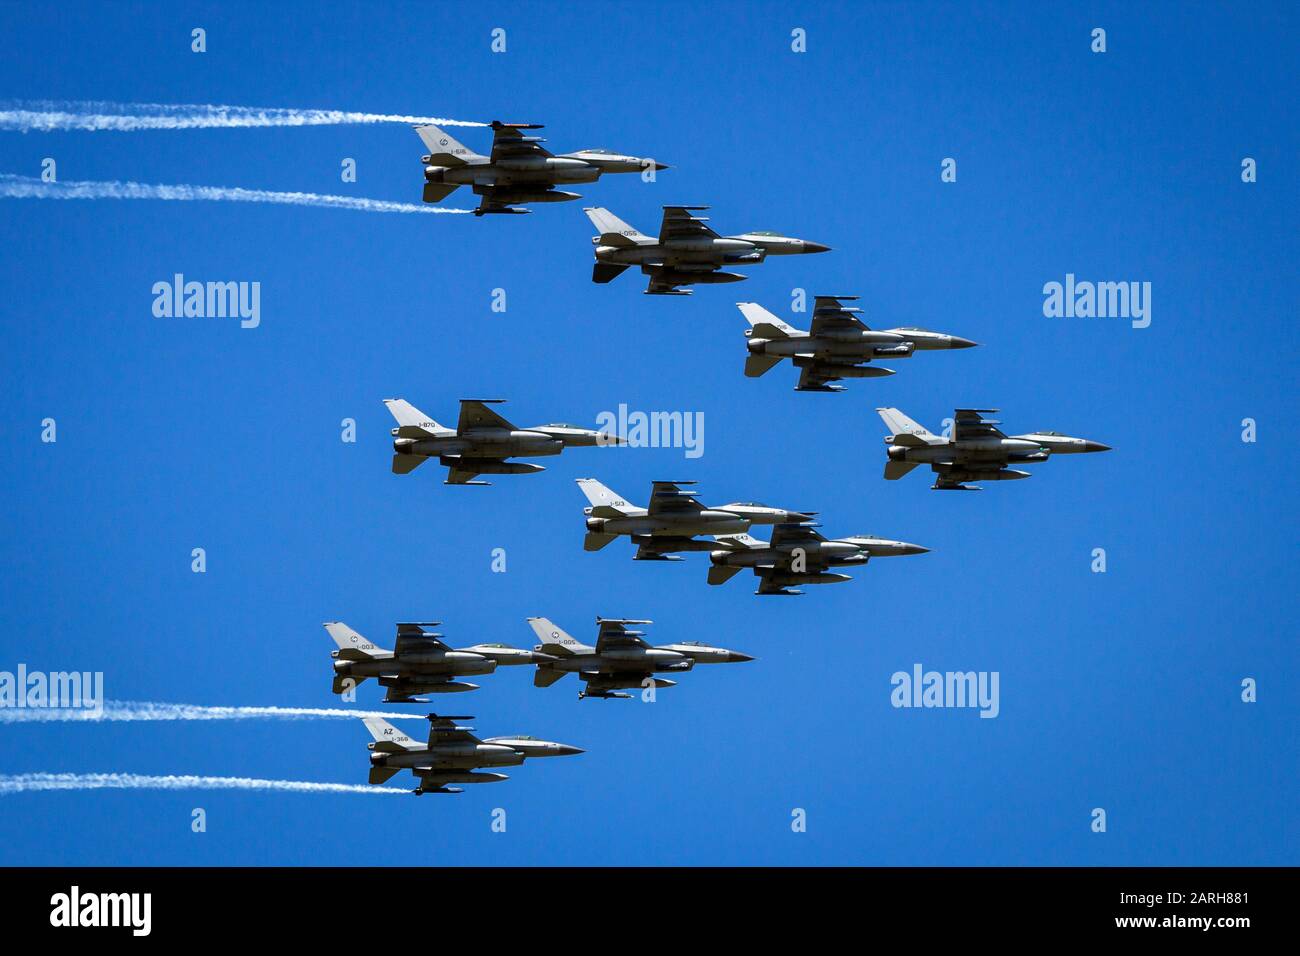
[594,619,653,652]
[768,522,827,550]
[425,715,481,747]
[488,122,552,163]
[457,399,518,432]
[808,295,867,335]
[767,522,835,570]
[394,623,450,657]
[647,480,705,516]
[953,408,1006,441]
[658,205,720,243]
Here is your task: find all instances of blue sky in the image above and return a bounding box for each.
[0,1,1295,865]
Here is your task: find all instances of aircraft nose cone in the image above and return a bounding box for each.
[949,336,979,349]
[556,745,585,756]
[1083,441,1112,453]
[654,162,670,171]
[801,241,832,254]
[728,651,755,663]
[899,543,931,555]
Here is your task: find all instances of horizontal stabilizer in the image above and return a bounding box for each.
[332,673,368,694]
[884,460,920,480]
[422,182,458,203]
[534,668,568,688]
[392,454,426,475]
[584,531,617,552]
[707,565,744,586]
[744,354,784,378]
[593,262,630,283]
[369,766,401,786]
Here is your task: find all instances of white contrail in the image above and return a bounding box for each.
[0,701,428,723]
[0,99,487,132]
[0,174,470,213]
[0,773,407,796]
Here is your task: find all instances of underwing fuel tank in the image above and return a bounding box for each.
[493,189,583,203]
[767,572,854,586]
[651,269,747,286]
[791,358,895,379]
[416,771,509,785]
[438,458,545,475]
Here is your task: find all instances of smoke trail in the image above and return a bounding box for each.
[0,99,486,132]
[0,174,470,213]
[0,701,428,723]
[0,773,407,796]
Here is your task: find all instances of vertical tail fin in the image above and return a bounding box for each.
[362,717,419,750]
[324,622,385,660]
[876,407,937,442]
[737,302,799,338]
[526,617,594,654]
[584,207,651,244]
[576,478,639,515]
[384,399,445,437]
[414,124,483,165]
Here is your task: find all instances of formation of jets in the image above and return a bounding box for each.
[325,117,1117,794]
[878,407,1112,490]
[570,478,927,593]
[327,617,752,703]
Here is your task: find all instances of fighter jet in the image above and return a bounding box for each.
[526,616,753,699]
[739,296,977,392]
[325,621,551,702]
[878,407,1112,490]
[584,205,831,295]
[577,478,814,560]
[708,523,930,595]
[385,398,622,485]
[362,713,583,794]
[415,120,667,216]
